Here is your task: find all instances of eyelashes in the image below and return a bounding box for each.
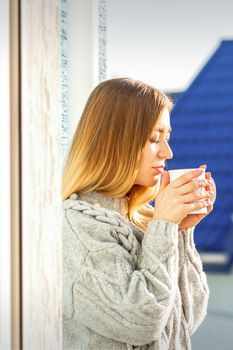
[149,137,170,144]
[149,138,159,144]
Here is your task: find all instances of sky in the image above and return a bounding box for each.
[106,0,233,92]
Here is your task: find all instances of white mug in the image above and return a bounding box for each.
[168,168,207,214]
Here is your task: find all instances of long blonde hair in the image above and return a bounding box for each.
[62,78,172,231]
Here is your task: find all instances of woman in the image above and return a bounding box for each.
[62,78,215,349]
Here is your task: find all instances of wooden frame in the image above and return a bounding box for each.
[0,0,21,349]
[1,1,62,349]
[10,0,21,348]
[20,1,62,349]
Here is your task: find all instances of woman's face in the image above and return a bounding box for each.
[134,108,173,187]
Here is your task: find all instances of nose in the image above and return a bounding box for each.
[158,140,173,160]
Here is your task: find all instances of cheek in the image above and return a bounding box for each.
[143,145,156,163]
[146,142,158,156]
[137,143,157,171]
[149,143,157,152]
[138,157,153,176]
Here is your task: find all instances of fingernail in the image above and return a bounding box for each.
[199,180,206,186]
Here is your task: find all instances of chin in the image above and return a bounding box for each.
[143,176,160,187]
[134,174,160,187]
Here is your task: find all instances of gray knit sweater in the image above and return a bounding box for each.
[63,191,209,350]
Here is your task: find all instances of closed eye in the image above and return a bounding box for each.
[150,135,170,144]
[149,138,159,144]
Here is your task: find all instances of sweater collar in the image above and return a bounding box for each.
[69,191,129,219]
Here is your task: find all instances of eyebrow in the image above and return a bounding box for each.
[154,127,172,133]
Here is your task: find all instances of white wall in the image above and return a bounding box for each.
[67,0,99,143]
[107,0,233,92]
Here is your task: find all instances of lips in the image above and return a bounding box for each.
[152,166,165,174]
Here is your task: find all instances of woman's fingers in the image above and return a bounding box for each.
[185,198,211,211]
[171,169,204,188]
[178,178,211,195]
[199,164,207,170]
[207,203,214,213]
[155,166,214,224]
[205,172,217,204]
[159,171,170,193]
[182,189,213,204]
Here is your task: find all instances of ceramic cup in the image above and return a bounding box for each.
[168,168,207,214]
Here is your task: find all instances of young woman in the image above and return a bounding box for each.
[62,78,215,350]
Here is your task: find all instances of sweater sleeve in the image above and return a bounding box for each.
[65,206,179,346]
[178,228,209,335]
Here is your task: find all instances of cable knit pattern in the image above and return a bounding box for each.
[178,229,209,335]
[63,191,209,349]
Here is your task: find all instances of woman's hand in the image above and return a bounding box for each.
[153,168,213,226]
[178,165,216,229]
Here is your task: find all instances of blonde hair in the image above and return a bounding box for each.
[62,78,172,231]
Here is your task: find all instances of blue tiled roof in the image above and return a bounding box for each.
[168,40,233,261]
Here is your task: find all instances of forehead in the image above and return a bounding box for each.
[152,108,171,132]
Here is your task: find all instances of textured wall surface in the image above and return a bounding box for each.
[98,0,107,82]
[21,1,62,349]
[61,0,69,165]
